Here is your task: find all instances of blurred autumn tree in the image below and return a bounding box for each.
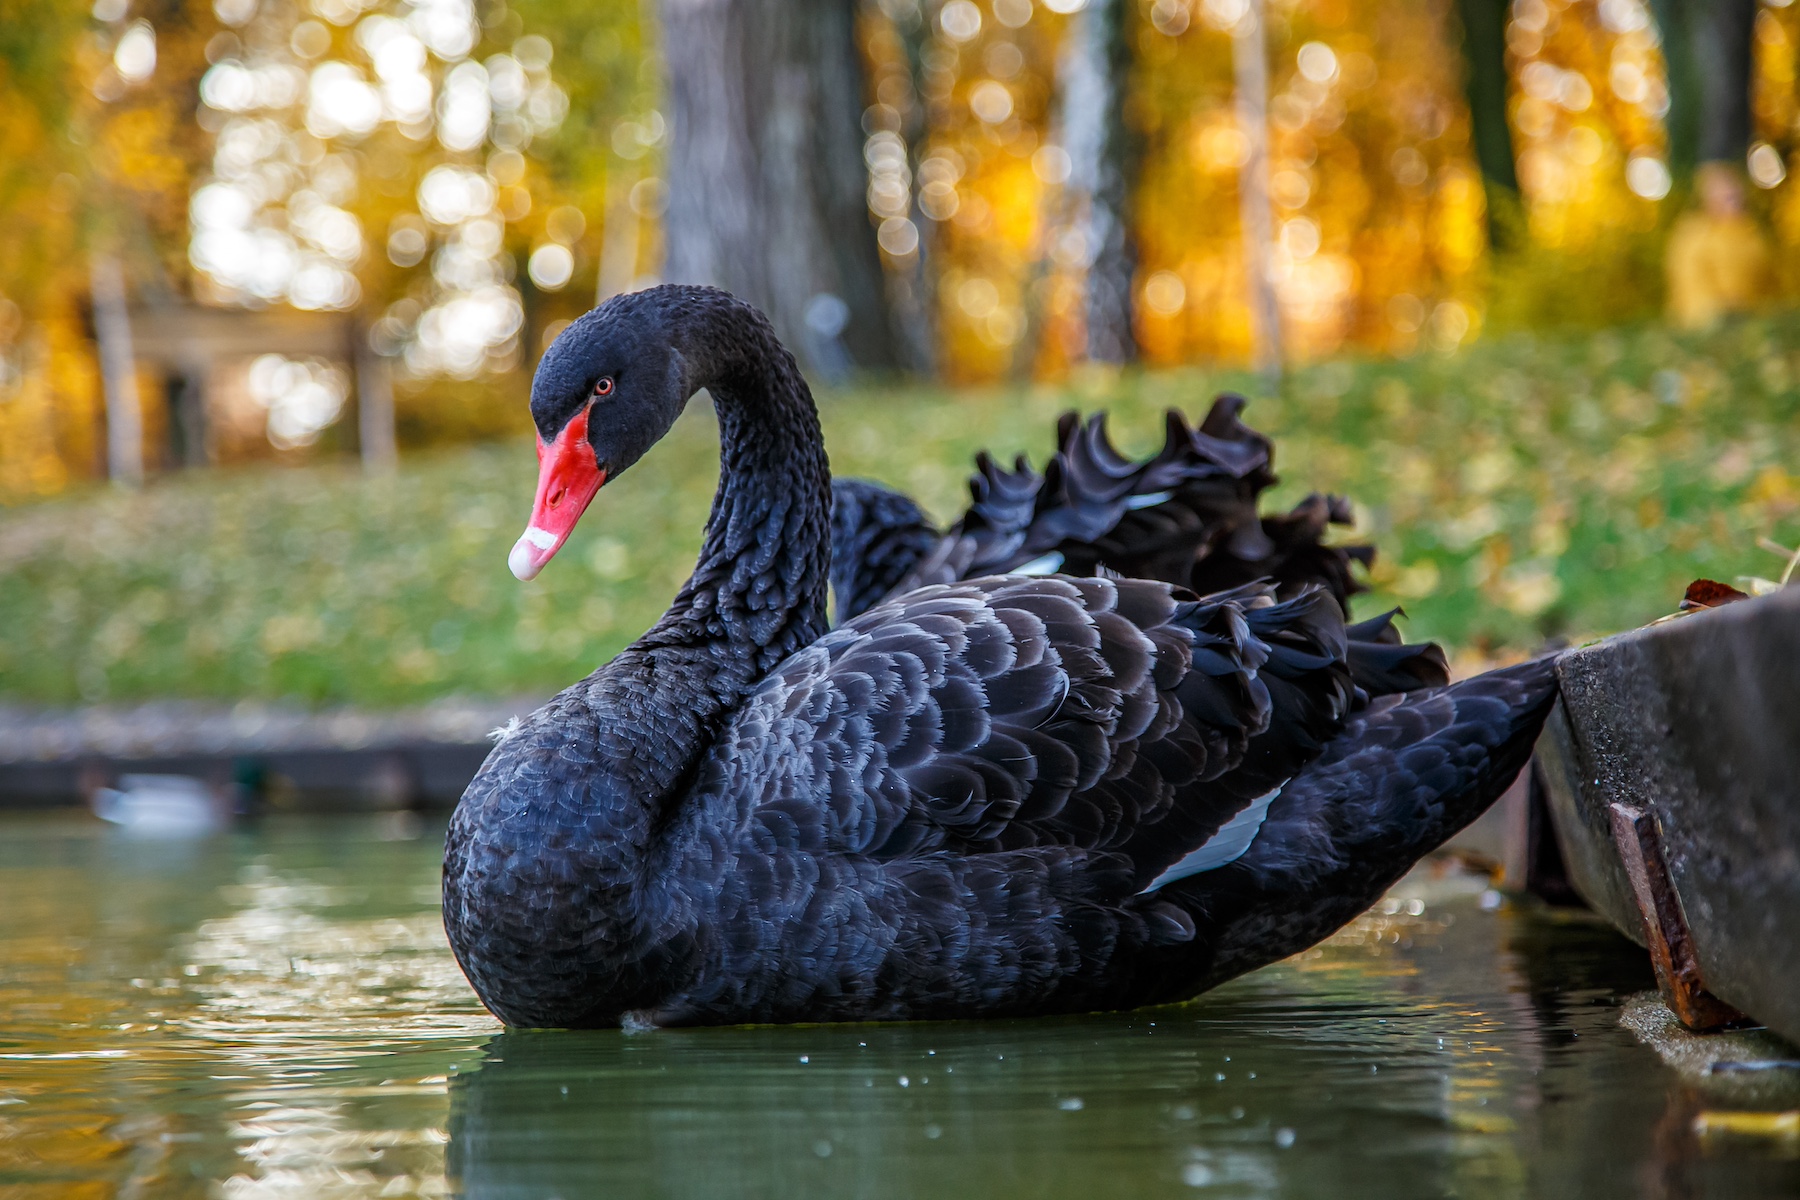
[0,0,655,497]
[661,0,903,374]
[1655,0,1757,179]
[0,0,99,497]
[869,0,1495,378]
[1478,0,1677,331]
[182,0,653,438]
[1456,0,1522,245]
[1057,0,1142,363]
[1751,0,1800,290]
[6,0,1800,503]
[0,0,212,495]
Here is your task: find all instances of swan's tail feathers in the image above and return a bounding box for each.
[882,397,1272,597]
[829,478,942,622]
[1142,656,1560,993]
[1186,491,1371,613]
[880,396,1383,616]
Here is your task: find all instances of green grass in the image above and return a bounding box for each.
[3,314,1798,708]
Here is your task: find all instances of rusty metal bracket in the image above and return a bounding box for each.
[1608,801,1747,1032]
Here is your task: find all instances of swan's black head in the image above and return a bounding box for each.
[508,288,697,580]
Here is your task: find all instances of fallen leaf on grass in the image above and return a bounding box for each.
[1679,579,1751,611]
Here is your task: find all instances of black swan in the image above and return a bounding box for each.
[444,284,1557,1029]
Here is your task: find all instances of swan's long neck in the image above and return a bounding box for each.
[644,340,831,674]
[446,292,833,1026]
[578,302,832,800]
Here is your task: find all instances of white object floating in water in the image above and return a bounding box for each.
[91,774,226,836]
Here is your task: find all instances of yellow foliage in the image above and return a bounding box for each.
[1508,0,1664,248]
[0,335,69,500]
[98,106,188,199]
[0,308,100,502]
[1748,464,1796,512]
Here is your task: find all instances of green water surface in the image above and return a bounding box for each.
[0,814,1795,1199]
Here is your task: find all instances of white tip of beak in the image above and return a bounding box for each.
[509,534,545,581]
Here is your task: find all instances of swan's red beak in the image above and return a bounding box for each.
[508,407,607,581]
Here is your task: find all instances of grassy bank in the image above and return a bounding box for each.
[3,315,1798,707]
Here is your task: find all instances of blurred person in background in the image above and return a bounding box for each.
[1665,162,1774,330]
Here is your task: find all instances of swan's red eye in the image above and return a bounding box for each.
[594,377,614,397]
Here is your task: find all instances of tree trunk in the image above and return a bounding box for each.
[1690,0,1756,164]
[1059,0,1139,363]
[1656,0,1757,175]
[660,0,899,373]
[89,252,143,488]
[1653,0,1699,180]
[881,0,937,375]
[1455,0,1519,247]
[1232,0,1281,382]
[355,323,397,474]
[597,166,643,303]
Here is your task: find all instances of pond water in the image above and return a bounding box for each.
[1,813,1795,1199]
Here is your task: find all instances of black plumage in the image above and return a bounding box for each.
[834,395,1380,622]
[829,478,939,624]
[442,285,1556,1029]
[827,407,1448,704]
[1158,658,1559,996]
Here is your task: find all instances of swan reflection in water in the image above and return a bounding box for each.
[444,890,1693,1200]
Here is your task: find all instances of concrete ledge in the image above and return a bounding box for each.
[0,696,544,810]
[1535,587,1800,1045]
